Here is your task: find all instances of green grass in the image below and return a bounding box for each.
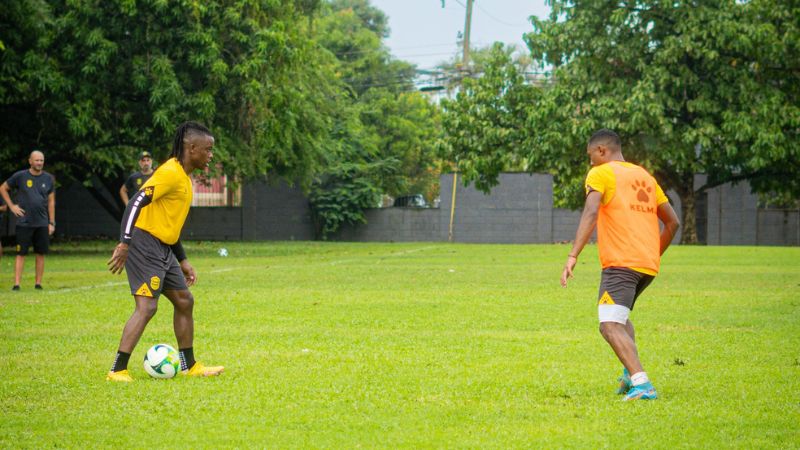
[1,241,798,448]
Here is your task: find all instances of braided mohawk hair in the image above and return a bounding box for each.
[170,121,212,161]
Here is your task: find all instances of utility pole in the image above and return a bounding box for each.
[441,0,475,242]
[462,0,474,72]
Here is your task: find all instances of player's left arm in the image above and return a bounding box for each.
[47,191,56,235]
[657,201,680,255]
[654,184,680,254]
[170,241,196,286]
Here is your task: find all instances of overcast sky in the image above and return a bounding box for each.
[370,0,551,70]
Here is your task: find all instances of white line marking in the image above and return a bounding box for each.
[44,245,440,294]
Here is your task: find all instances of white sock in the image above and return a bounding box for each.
[631,372,650,386]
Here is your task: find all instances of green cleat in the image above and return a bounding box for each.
[616,368,632,395]
[623,381,658,401]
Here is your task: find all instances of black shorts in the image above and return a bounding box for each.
[125,228,188,299]
[598,267,655,310]
[16,226,49,255]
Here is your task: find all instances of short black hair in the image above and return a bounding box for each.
[588,129,621,151]
[170,121,212,161]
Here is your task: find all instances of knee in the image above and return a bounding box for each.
[599,322,617,340]
[174,291,194,313]
[136,301,158,319]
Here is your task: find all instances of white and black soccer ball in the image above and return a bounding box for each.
[143,343,180,379]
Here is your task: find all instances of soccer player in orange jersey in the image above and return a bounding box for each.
[560,129,680,400]
[106,122,224,381]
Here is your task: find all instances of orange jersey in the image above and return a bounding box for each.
[585,161,668,275]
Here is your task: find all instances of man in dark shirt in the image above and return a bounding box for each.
[119,151,155,204]
[0,150,56,290]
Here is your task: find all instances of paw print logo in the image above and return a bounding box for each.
[632,180,652,203]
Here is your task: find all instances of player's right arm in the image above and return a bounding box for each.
[561,190,602,287]
[108,186,155,274]
[119,184,129,204]
[0,179,24,217]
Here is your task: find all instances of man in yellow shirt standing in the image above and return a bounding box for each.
[560,129,680,400]
[106,121,223,381]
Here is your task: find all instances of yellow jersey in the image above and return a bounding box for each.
[133,158,192,245]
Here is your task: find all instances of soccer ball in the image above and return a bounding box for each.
[143,344,181,379]
[218,248,228,257]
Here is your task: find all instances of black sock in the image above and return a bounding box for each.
[179,347,195,371]
[111,351,131,372]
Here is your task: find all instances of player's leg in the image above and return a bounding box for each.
[597,268,657,400]
[118,295,159,353]
[107,295,158,381]
[162,289,194,350]
[161,259,223,377]
[599,321,643,374]
[12,226,32,289]
[13,255,24,288]
[32,226,48,288]
[107,229,165,381]
[34,254,44,287]
[613,319,636,394]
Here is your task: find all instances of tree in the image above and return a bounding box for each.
[439,44,540,192]
[308,0,441,237]
[441,1,799,244]
[525,0,800,243]
[1,0,337,220]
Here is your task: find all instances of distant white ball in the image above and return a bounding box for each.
[143,343,180,379]
[218,248,228,257]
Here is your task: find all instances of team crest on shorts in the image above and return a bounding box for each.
[150,276,161,290]
[599,291,615,305]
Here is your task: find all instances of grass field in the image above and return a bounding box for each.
[0,241,798,448]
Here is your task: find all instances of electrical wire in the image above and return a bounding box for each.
[475,4,532,28]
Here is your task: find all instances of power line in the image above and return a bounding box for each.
[475,4,531,28]
[334,42,460,57]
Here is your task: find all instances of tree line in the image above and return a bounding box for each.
[2,0,797,242]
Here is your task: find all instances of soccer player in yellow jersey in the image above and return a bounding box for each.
[106,121,223,381]
[560,129,680,400]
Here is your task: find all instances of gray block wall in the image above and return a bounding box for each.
[705,181,760,245]
[757,210,800,246]
[439,172,554,243]
[23,172,798,246]
[334,208,442,242]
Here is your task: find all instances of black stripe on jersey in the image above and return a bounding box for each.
[120,187,154,244]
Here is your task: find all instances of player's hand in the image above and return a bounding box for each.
[107,243,129,274]
[180,260,197,287]
[560,255,577,287]
[48,224,55,236]
[0,204,6,212]
[9,204,24,217]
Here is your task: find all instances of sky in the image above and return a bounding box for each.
[370,0,551,70]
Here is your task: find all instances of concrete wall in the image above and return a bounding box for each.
[13,172,796,246]
[756,209,800,246]
[705,181,760,245]
[442,173,554,243]
[334,208,442,242]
